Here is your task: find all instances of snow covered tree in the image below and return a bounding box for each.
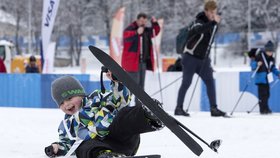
[1,0,29,55]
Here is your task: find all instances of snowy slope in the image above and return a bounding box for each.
[1,107,279,158]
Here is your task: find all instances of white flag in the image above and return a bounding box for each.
[41,0,60,73]
[42,42,56,73]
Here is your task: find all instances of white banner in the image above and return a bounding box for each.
[109,7,125,65]
[41,0,60,73]
[42,42,56,73]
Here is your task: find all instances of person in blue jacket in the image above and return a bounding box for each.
[250,41,280,114]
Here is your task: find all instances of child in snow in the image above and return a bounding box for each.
[44,72,164,158]
[250,41,280,114]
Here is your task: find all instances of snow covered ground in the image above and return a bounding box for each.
[1,107,279,158]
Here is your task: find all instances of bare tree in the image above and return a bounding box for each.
[1,0,28,55]
[1,0,280,61]
[251,0,280,61]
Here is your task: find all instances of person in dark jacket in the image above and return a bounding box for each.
[25,55,39,73]
[175,0,226,117]
[121,13,160,106]
[250,41,280,114]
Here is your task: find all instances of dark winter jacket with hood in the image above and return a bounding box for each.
[185,12,218,59]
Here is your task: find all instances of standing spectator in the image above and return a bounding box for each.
[175,0,226,117]
[121,13,160,106]
[250,41,280,114]
[25,55,39,73]
[0,57,7,73]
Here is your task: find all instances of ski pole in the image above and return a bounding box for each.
[152,28,164,103]
[230,65,260,115]
[186,25,218,112]
[247,102,259,114]
[151,75,182,97]
[63,139,83,157]
[247,79,279,113]
[174,117,222,152]
[62,120,84,157]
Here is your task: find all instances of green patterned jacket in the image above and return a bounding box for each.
[53,82,131,156]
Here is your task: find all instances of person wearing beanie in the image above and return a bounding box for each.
[250,40,280,114]
[45,73,164,158]
[25,55,39,73]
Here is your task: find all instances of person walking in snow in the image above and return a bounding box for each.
[250,41,280,114]
[121,12,160,107]
[44,72,164,157]
[175,0,226,117]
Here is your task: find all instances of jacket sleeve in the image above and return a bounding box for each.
[191,20,217,34]
[151,21,160,37]
[250,60,258,71]
[79,82,131,139]
[108,81,131,110]
[271,65,280,76]
[50,120,76,156]
[123,26,138,42]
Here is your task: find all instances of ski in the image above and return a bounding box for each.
[88,45,203,156]
[122,154,161,158]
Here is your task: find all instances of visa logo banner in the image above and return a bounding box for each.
[44,0,55,27]
[41,0,60,73]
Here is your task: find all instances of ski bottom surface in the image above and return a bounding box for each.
[122,154,160,158]
[122,155,161,158]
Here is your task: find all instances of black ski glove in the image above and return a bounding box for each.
[45,145,56,157]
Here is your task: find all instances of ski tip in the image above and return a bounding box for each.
[88,45,96,50]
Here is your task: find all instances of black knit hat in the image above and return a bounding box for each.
[51,76,85,106]
[265,40,274,52]
[29,55,36,62]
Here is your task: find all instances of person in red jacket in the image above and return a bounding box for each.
[121,12,160,106]
[0,57,7,73]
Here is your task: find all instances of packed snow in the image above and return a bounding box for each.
[1,107,279,158]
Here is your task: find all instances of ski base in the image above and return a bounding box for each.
[122,155,160,158]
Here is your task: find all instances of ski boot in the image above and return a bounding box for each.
[142,99,165,130]
[174,107,190,116]
[210,106,226,117]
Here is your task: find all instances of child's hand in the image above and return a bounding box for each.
[45,143,59,157]
[106,71,118,82]
[258,61,262,66]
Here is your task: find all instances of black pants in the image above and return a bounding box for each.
[176,53,217,109]
[128,62,147,106]
[257,84,270,113]
[75,105,156,158]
